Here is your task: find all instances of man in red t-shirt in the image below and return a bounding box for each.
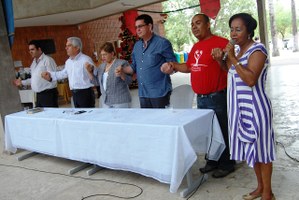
[161,13,235,178]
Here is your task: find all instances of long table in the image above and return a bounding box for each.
[5,108,225,194]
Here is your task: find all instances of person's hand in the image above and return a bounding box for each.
[161,62,175,74]
[114,65,125,79]
[223,42,236,61]
[84,62,93,73]
[41,71,52,81]
[211,48,224,62]
[13,78,22,87]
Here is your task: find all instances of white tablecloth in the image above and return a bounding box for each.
[5,108,225,193]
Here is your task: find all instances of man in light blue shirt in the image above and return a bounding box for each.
[119,14,176,108]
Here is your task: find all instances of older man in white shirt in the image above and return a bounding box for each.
[14,40,58,107]
[42,37,95,108]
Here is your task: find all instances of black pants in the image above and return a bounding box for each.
[139,92,171,108]
[72,87,95,108]
[36,88,58,107]
[96,86,101,98]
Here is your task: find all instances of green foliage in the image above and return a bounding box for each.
[162,0,257,51]
[162,0,297,53]
[275,2,292,39]
[213,0,257,38]
[162,0,200,51]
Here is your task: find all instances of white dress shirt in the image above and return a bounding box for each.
[50,52,94,90]
[22,53,57,93]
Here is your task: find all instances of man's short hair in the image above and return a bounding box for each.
[193,13,210,23]
[28,40,43,51]
[135,14,153,25]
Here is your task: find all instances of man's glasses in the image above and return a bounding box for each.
[135,24,147,29]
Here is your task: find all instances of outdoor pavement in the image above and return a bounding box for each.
[1,50,299,200]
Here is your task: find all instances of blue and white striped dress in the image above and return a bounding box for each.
[227,42,276,168]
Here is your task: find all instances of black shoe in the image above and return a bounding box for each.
[212,168,234,178]
[199,164,217,173]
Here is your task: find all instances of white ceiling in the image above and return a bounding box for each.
[14,0,165,27]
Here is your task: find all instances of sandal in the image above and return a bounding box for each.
[242,193,261,200]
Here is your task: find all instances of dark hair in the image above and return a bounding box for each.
[135,14,153,25]
[193,13,210,23]
[100,42,115,54]
[229,13,257,39]
[28,40,43,51]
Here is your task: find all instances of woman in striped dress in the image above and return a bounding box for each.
[222,13,276,200]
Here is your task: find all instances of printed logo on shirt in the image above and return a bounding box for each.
[191,50,207,72]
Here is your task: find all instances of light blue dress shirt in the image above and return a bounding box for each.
[131,34,176,98]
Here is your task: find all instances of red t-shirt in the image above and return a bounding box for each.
[186,35,228,94]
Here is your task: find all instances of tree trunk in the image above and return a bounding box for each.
[268,0,280,56]
[291,0,299,52]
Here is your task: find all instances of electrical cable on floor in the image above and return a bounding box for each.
[276,141,299,162]
[186,112,216,200]
[186,174,206,200]
[81,193,140,200]
[0,163,143,199]
[205,112,216,161]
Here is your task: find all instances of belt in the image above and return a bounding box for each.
[37,88,56,94]
[197,89,227,98]
[72,87,91,93]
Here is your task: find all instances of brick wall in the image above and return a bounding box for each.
[12,25,79,67]
[11,3,165,67]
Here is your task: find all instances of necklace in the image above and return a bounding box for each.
[237,41,254,58]
[105,58,115,72]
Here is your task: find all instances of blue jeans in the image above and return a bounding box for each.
[197,90,235,170]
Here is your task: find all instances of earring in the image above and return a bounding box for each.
[248,35,251,40]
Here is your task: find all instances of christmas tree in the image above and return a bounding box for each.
[118,15,138,63]
[117,15,138,88]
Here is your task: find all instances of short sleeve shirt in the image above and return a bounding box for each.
[186,35,228,94]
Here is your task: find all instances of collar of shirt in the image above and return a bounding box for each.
[70,52,83,61]
[141,33,154,48]
[34,53,45,65]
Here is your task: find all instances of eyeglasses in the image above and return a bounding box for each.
[135,24,147,29]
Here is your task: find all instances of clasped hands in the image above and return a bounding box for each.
[211,48,224,61]
[84,62,124,78]
[41,71,51,81]
[212,42,235,61]
[13,78,22,87]
[161,62,175,74]
[84,62,94,73]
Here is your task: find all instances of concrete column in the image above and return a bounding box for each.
[0,1,22,125]
[256,0,269,48]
